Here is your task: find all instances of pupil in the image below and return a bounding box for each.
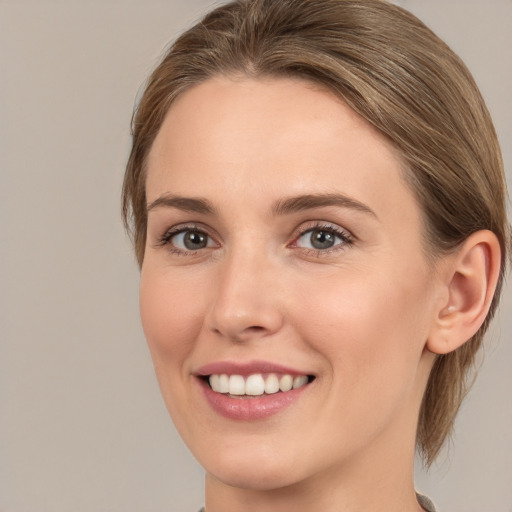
[311,230,335,249]
[184,231,207,250]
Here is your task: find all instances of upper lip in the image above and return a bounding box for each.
[195,360,313,377]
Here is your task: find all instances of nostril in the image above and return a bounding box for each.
[246,326,266,333]
[208,301,284,340]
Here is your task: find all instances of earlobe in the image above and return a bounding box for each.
[427,230,501,355]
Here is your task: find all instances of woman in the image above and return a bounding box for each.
[122,1,509,510]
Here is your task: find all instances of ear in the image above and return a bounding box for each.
[427,230,502,355]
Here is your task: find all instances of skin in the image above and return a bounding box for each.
[140,76,449,512]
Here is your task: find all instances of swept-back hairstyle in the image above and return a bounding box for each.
[122,0,510,465]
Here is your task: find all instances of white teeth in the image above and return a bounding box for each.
[245,374,265,395]
[208,372,310,395]
[209,374,220,392]
[229,375,245,395]
[264,373,280,394]
[218,374,229,393]
[293,375,308,389]
[279,374,293,392]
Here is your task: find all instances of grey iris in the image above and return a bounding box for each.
[184,231,208,250]
[310,229,336,249]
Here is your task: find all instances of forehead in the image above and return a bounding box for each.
[149,76,393,161]
[146,76,416,225]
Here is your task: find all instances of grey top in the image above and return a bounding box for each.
[199,494,437,511]
[417,493,437,512]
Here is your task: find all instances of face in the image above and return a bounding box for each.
[141,77,438,491]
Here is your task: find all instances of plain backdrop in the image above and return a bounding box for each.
[1,1,511,511]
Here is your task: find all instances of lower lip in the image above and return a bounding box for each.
[199,379,310,420]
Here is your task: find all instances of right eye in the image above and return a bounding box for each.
[161,228,217,253]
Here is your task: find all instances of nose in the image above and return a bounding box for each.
[206,249,284,342]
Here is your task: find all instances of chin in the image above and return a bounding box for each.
[208,462,302,492]
[198,440,307,491]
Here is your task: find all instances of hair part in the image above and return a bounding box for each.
[122,0,510,465]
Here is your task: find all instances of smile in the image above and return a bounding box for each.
[208,373,311,397]
[196,361,316,420]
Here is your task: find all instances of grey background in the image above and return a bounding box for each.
[1,1,510,511]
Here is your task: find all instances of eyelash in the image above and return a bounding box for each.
[156,222,354,257]
[290,222,354,256]
[156,224,216,257]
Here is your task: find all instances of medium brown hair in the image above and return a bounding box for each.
[122,0,510,465]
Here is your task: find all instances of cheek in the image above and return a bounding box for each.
[139,268,204,375]
[296,274,431,461]
[138,266,214,441]
[292,263,432,397]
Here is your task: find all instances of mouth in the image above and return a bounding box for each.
[195,361,316,420]
[202,373,315,398]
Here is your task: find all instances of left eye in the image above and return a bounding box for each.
[295,228,347,250]
[169,230,215,251]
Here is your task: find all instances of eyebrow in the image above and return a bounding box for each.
[271,193,377,218]
[147,194,215,215]
[147,192,376,218]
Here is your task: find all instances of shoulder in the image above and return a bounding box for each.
[417,493,438,512]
